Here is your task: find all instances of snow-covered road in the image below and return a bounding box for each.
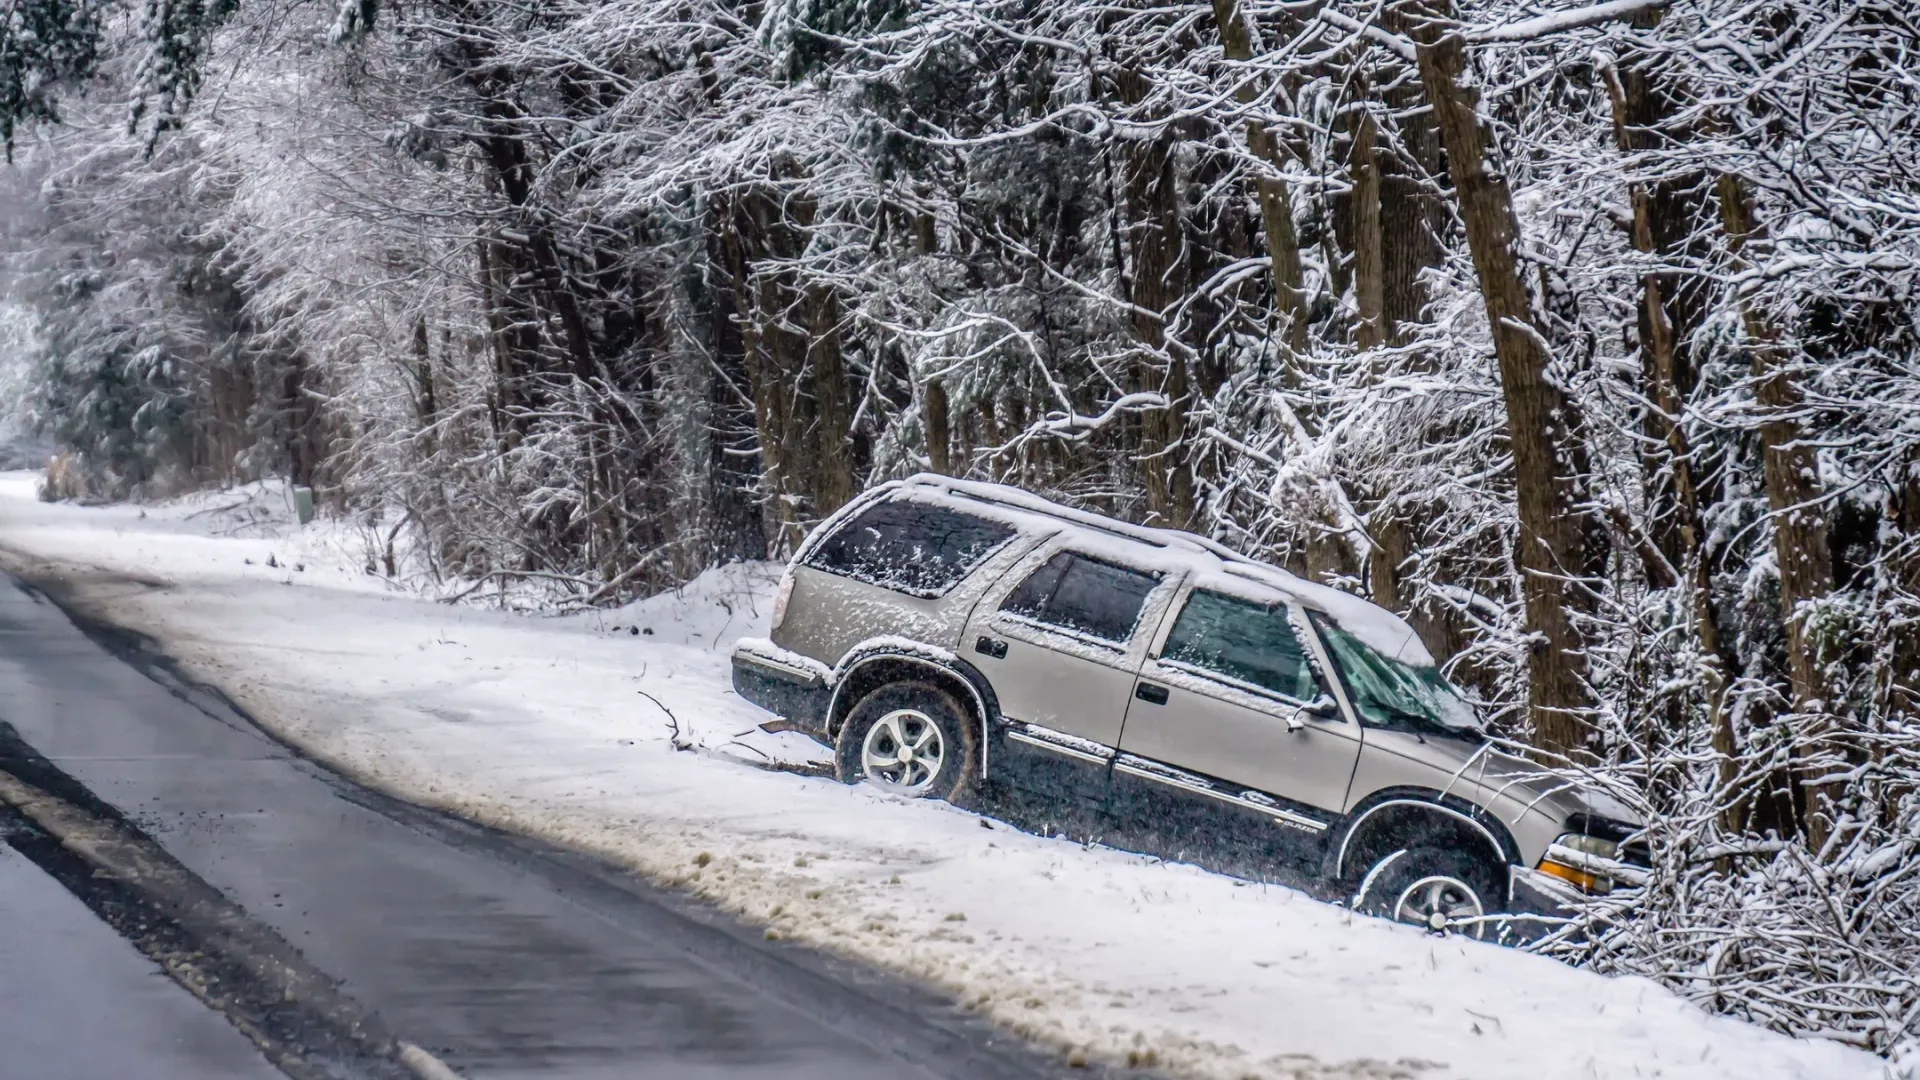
[0,472,1886,1080]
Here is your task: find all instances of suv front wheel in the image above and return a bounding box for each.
[1353,847,1501,939]
[834,682,977,800]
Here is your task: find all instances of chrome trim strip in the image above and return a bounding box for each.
[1005,730,1111,766]
[992,611,1128,654]
[1112,761,1329,833]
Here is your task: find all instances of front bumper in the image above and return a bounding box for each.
[1488,865,1588,943]
[730,639,832,734]
[1509,864,1584,917]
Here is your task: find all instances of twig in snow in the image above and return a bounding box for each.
[638,689,689,750]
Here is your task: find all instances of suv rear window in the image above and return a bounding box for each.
[1000,551,1159,644]
[1161,590,1318,701]
[806,498,1015,596]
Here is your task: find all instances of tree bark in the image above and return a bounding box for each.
[1602,26,1714,567]
[473,234,518,449]
[1115,64,1196,528]
[924,378,952,476]
[1716,172,1840,846]
[1358,44,1468,665]
[1210,0,1309,358]
[699,212,770,563]
[1411,7,1604,760]
[412,315,438,459]
[716,172,859,548]
[1375,27,1449,350]
[1894,449,1920,719]
[1348,92,1387,354]
[1210,1,1369,571]
[718,193,797,552]
[1599,59,1746,822]
[909,198,952,478]
[805,282,857,515]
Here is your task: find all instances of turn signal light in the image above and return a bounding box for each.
[1537,858,1611,895]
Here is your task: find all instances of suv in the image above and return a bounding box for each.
[732,476,1644,934]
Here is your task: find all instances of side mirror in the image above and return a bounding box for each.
[1286,696,1339,732]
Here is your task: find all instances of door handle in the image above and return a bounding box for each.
[1135,682,1169,706]
[975,635,1008,659]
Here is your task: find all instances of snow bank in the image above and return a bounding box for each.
[0,472,1882,1080]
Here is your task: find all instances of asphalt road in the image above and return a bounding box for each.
[0,571,1073,1080]
[0,839,286,1080]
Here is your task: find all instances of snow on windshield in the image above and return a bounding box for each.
[1312,616,1483,735]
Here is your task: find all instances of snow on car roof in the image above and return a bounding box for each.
[892,474,1437,668]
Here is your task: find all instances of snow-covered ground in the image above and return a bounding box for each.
[0,471,1891,1080]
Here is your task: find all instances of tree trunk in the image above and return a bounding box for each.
[1210,0,1309,358]
[1411,8,1604,760]
[412,315,438,458]
[1894,449,1920,718]
[1600,20,1715,567]
[718,194,797,552]
[1375,26,1449,350]
[805,283,857,516]
[1599,58,1745,822]
[1115,64,1196,528]
[1369,515,1410,614]
[281,353,317,491]
[716,169,860,548]
[1359,46,1468,665]
[1716,172,1840,846]
[700,212,770,563]
[1348,92,1386,354]
[924,378,952,476]
[474,234,521,449]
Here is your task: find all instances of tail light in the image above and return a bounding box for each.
[771,571,795,632]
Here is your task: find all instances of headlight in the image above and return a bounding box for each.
[1537,832,1621,895]
[1555,833,1619,860]
[771,571,795,632]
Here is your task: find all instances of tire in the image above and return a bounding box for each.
[1352,847,1502,939]
[834,682,978,800]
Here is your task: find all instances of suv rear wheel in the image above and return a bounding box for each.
[834,682,977,800]
[1353,847,1500,939]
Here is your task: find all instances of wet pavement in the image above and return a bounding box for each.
[0,572,1063,1080]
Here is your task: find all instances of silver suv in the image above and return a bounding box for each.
[732,476,1644,934]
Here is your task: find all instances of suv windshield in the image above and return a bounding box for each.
[1307,613,1482,739]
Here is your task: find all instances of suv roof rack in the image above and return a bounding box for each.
[902,473,1268,568]
[940,488,1169,550]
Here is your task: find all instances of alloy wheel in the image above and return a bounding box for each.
[859,708,945,795]
[1392,874,1486,937]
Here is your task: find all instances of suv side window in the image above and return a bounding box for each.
[1161,590,1318,702]
[1000,551,1159,644]
[807,498,1015,597]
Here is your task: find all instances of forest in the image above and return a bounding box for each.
[0,0,1915,1060]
